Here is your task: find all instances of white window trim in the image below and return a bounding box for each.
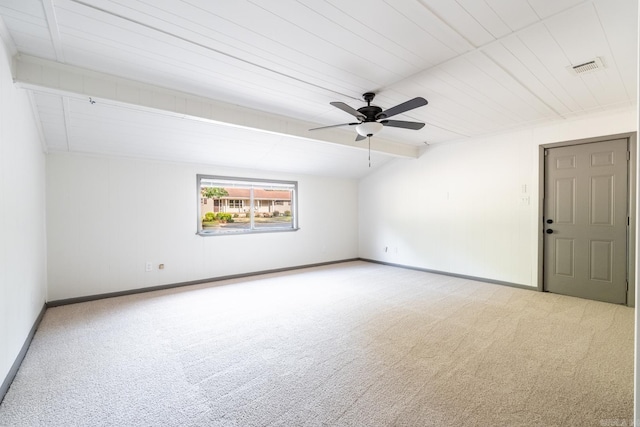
[197,174,299,236]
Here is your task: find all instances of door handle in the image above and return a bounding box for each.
[546,219,553,224]
[545,229,554,234]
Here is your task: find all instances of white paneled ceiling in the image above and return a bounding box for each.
[0,0,637,178]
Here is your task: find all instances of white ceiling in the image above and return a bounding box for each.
[0,0,637,178]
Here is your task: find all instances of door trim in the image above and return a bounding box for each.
[537,132,637,306]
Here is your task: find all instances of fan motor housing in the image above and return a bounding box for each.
[357,105,383,121]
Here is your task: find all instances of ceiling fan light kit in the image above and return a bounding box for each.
[309,92,428,142]
[356,121,383,137]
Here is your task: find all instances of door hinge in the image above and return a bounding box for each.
[628,151,631,161]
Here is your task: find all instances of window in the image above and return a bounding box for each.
[228,199,243,209]
[197,175,298,235]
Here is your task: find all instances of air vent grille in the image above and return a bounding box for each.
[568,57,604,75]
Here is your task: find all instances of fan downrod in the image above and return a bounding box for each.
[362,92,376,105]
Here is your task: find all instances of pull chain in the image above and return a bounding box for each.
[368,136,371,168]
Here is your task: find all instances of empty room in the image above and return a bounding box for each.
[1,0,639,426]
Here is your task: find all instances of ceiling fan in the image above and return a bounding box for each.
[310,92,428,141]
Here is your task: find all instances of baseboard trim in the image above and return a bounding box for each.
[47,258,360,307]
[359,258,536,291]
[0,303,47,405]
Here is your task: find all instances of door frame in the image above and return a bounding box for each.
[537,132,637,307]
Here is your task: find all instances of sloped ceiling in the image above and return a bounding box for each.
[0,0,637,178]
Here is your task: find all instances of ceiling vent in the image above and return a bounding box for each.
[568,57,604,75]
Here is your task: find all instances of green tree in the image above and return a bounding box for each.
[201,187,228,199]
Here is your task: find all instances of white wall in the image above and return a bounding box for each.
[46,153,358,301]
[359,107,638,287]
[0,32,47,383]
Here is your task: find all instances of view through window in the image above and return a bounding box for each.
[197,175,298,235]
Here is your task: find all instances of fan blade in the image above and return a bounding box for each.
[376,97,428,119]
[309,122,358,131]
[330,102,366,120]
[355,134,366,142]
[380,120,425,130]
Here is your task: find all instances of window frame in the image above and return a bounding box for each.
[196,174,299,236]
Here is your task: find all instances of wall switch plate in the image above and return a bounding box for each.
[145,261,152,272]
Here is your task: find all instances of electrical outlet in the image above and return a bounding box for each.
[145,261,152,272]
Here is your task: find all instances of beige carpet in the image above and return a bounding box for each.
[0,261,634,426]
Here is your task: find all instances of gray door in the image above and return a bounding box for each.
[543,138,629,304]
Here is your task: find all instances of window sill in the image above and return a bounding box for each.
[197,227,300,237]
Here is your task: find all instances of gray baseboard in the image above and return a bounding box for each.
[48,258,534,307]
[47,258,360,307]
[359,258,536,291]
[0,303,47,405]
